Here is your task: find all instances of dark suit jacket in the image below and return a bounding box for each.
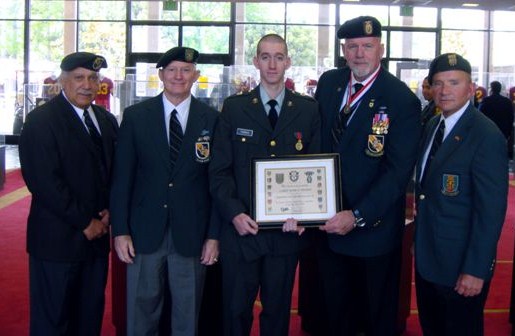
[19,92,118,261]
[315,67,421,257]
[209,86,321,261]
[110,94,219,257]
[414,104,508,287]
[479,93,514,140]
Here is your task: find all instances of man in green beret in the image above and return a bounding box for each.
[110,46,220,335]
[313,15,421,335]
[414,53,508,335]
[19,51,118,335]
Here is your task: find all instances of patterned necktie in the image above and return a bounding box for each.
[331,83,364,145]
[268,99,278,129]
[169,109,183,169]
[83,109,106,178]
[421,119,445,186]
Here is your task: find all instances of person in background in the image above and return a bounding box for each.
[19,52,118,336]
[110,46,220,336]
[314,16,421,336]
[414,53,508,336]
[209,33,320,336]
[479,80,514,160]
[94,74,114,111]
[420,75,440,127]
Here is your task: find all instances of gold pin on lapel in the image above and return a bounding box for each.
[252,98,258,104]
[287,101,293,107]
[454,136,461,141]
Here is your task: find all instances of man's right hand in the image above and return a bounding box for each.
[232,213,259,236]
[114,235,136,264]
[83,218,109,240]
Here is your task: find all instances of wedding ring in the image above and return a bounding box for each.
[213,258,218,262]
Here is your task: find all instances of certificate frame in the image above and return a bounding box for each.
[251,153,341,228]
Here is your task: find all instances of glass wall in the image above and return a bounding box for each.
[0,0,514,135]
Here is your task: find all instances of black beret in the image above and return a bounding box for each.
[156,47,199,68]
[60,52,107,71]
[428,53,471,84]
[337,16,382,39]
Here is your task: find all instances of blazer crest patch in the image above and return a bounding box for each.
[441,174,459,196]
[365,134,385,157]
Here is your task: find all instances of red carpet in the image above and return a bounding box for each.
[0,169,513,335]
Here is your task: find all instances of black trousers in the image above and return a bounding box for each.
[317,243,402,336]
[415,271,490,336]
[220,250,298,336]
[29,255,108,336]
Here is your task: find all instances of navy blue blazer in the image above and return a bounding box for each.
[209,87,321,261]
[315,66,421,257]
[19,92,118,261]
[110,93,220,257]
[414,104,508,287]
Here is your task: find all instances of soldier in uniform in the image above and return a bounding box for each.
[209,33,320,336]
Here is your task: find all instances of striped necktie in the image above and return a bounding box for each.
[169,109,183,169]
[421,119,445,186]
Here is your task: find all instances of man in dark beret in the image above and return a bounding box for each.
[313,15,421,335]
[19,51,118,335]
[110,46,220,335]
[414,53,508,335]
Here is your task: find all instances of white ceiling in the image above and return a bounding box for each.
[340,0,515,12]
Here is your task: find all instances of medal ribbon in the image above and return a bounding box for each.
[345,68,381,109]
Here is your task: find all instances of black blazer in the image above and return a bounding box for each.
[110,94,220,257]
[19,92,118,261]
[315,67,422,257]
[209,86,321,261]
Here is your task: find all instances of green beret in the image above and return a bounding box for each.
[428,53,471,84]
[337,16,382,39]
[156,47,199,68]
[60,52,107,72]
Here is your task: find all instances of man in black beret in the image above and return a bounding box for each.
[414,53,508,335]
[110,46,220,335]
[313,15,421,335]
[19,51,118,335]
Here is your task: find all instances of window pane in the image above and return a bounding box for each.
[441,30,486,83]
[0,20,24,134]
[78,22,126,72]
[79,1,126,21]
[389,31,435,60]
[286,26,334,68]
[389,6,437,28]
[131,0,180,21]
[30,0,76,20]
[491,31,515,90]
[235,3,286,24]
[340,5,388,25]
[0,0,24,19]
[30,21,68,66]
[183,26,230,54]
[441,9,487,29]
[234,24,285,65]
[182,2,230,22]
[492,11,515,31]
[286,3,335,25]
[131,26,178,52]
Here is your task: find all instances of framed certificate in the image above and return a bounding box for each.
[251,154,341,228]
